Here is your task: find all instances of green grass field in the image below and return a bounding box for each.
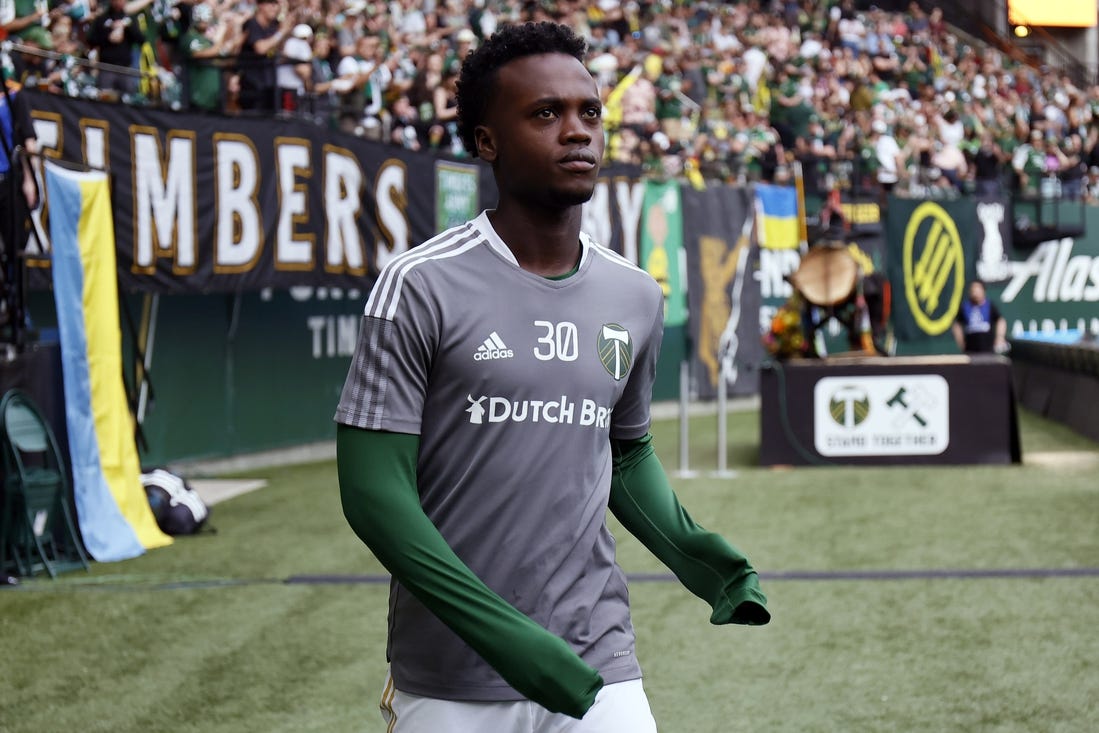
[2,408,1098,732]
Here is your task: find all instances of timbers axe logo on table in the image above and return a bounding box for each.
[814,375,950,456]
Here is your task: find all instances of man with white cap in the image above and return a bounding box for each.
[446,27,477,72]
[277,22,315,112]
[871,117,902,199]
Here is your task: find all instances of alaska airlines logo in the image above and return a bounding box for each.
[597,324,632,380]
[902,202,965,335]
[465,394,611,427]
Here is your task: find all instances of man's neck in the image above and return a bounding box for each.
[488,205,583,278]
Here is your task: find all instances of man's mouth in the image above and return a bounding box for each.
[559,150,599,171]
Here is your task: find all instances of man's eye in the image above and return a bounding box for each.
[537,108,557,119]
[584,106,603,119]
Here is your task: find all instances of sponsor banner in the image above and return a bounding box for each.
[813,374,950,456]
[888,196,1099,345]
[436,161,480,233]
[26,92,439,293]
[973,195,1014,284]
[683,185,761,398]
[996,235,1099,337]
[23,91,654,294]
[886,196,977,340]
[639,180,687,328]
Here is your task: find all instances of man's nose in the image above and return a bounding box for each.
[561,111,593,142]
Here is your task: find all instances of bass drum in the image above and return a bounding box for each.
[787,243,858,307]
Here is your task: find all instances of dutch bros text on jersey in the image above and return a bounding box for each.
[336,211,665,702]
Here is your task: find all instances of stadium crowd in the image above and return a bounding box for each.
[5,0,1099,200]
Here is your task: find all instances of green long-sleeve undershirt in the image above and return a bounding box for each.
[609,433,770,626]
[337,425,602,719]
[337,425,769,719]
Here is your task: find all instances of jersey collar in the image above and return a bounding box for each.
[473,210,592,271]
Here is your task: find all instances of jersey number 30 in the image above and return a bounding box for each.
[533,321,579,362]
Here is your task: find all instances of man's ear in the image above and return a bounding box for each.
[475,125,497,163]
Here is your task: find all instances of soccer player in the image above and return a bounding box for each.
[335,21,769,732]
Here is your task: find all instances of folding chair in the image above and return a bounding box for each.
[0,389,90,578]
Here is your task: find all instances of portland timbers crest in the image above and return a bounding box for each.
[597,323,632,381]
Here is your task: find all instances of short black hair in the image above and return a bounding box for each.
[456,22,588,157]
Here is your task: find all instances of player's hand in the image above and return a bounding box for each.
[499,632,603,719]
[730,599,771,626]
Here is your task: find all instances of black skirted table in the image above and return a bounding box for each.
[760,354,1021,466]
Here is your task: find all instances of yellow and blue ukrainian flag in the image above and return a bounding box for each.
[754,183,800,250]
[44,161,172,562]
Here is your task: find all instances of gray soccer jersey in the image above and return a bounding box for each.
[335,210,665,702]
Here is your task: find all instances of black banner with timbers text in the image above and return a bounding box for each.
[24,92,660,295]
[24,91,467,293]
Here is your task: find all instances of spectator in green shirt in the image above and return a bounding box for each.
[181,4,239,112]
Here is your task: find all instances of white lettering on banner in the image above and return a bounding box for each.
[23,109,420,280]
[289,287,362,302]
[976,201,1009,283]
[215,136,262,270]
[469,395,610,428]
[375,161,410,271]
[814,375,949,456]
[134,129,198,271]
[580,179,644,265]
[616,179,644,265]
[323,147,366,272]
[26,116,62,257]
[275,141,314,268]
[307,314,359,358]
[1010,317,1099,336]
[83,125,108,170]
[759,305,777,336]
[581,183,612,247]
[1002,239,1099,304]
[756,248,799,299]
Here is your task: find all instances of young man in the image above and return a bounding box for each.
[335,22,769,732]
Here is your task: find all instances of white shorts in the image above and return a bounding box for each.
[378,672,658,733]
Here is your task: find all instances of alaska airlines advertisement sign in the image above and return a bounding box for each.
[887,196,1099,343]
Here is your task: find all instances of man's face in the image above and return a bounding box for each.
[969,282,986,304]
[477,53,604,210]
[257,1,278,20]
[359,36,380,59]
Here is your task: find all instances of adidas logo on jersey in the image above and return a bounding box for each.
[474,332,514,361]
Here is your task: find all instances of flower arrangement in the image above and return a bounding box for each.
[762,293,810,359]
